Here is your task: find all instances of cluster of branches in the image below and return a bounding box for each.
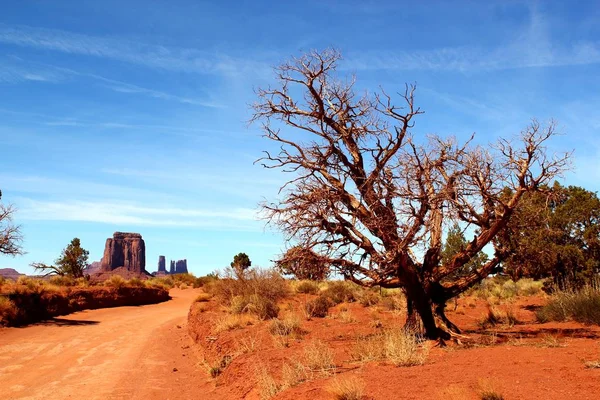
[0,189,24,256]
[252,49,570,339]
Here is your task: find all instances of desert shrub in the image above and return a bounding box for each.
[358,290,380,307]
[322,281,357,304]
[516,278,543,296]
[480,389,504,400]
[337,308,356,323]
[105,275,126,289]
[329,377,365,400]
[171,273,204,288]
[207,269,288,304]
[230,294,279,320]
[249,295,279,320]
[305,295,334,318]
[145,276,175,290]
[382,294,405,311]
[352,329,427,366]
[212,314,255,334]
[0,295,17,324]
[269,315,303,336]
[17,276,44,291]
[303,339,335,373]
[478,305,519,328]
[295,280,320,295]
[256,366,281,399]
[195,292,212,302]
[536,286,600,324]
[48,275,76,287]
[127,277,144,287]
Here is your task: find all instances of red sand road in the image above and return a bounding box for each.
[0,288,206,400]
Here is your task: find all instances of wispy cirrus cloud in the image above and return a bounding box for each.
[0,59,64,83]
[16,198,262,229]
[0,23,269,76]
[344,41,600,72]
[344,7,600,72]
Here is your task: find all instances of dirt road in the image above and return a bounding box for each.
[0,288,208,400]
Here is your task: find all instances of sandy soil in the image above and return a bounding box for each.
[188,294,600,400]
[0,288,205,400]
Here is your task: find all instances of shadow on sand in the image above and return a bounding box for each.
[32,318,100,327]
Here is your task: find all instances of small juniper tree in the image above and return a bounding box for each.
[32,238,89,278]
[230,252,252,279]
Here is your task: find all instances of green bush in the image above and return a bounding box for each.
[305,295,334,318]
[537,287,600,325]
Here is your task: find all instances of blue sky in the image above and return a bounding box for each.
[1,1,599,275]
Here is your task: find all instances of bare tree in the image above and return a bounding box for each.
[251,49,570,340]
[0,190,24,256]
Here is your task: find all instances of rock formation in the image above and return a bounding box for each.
[157,256,166,273]
[152,257,189,275]
[85,261,102,275]
[175,259,188,274]
[100,232,146,274]
[0,268,24,280]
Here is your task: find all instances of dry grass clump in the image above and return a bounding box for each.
[256,340,336,399]
[230,294,279,320]
[0,295,18,324]
[352,328,427,366]
[294,280,321,294]
[305,295,334,319]
[269,315,303,336]
[472,277,544,301]
[104,275,127,289]
[328,376,365,400]
[16,276,46,292]
[478,305,519,328]
[382,294,405,312]
[144,276,175,289]
[256,366,281,400]
[358,290,380,307]
[127,277,144,287]
[516,278,543,296]
[195,292,212,302]
[212,313,255,334]
[322,281,357,304]
[584,360,600,369]
[207,269,288,320]
[336,308,357,323]
[537,286,600,325]
[479,389,504,400]
[303,339,335,373]
[48,275,76,286]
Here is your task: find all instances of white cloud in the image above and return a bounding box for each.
[0,62,64,83]
[0,23,269,76]
[16,198,262,229]
[343,7,600,73]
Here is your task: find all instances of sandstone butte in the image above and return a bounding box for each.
[100,232,146,274]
